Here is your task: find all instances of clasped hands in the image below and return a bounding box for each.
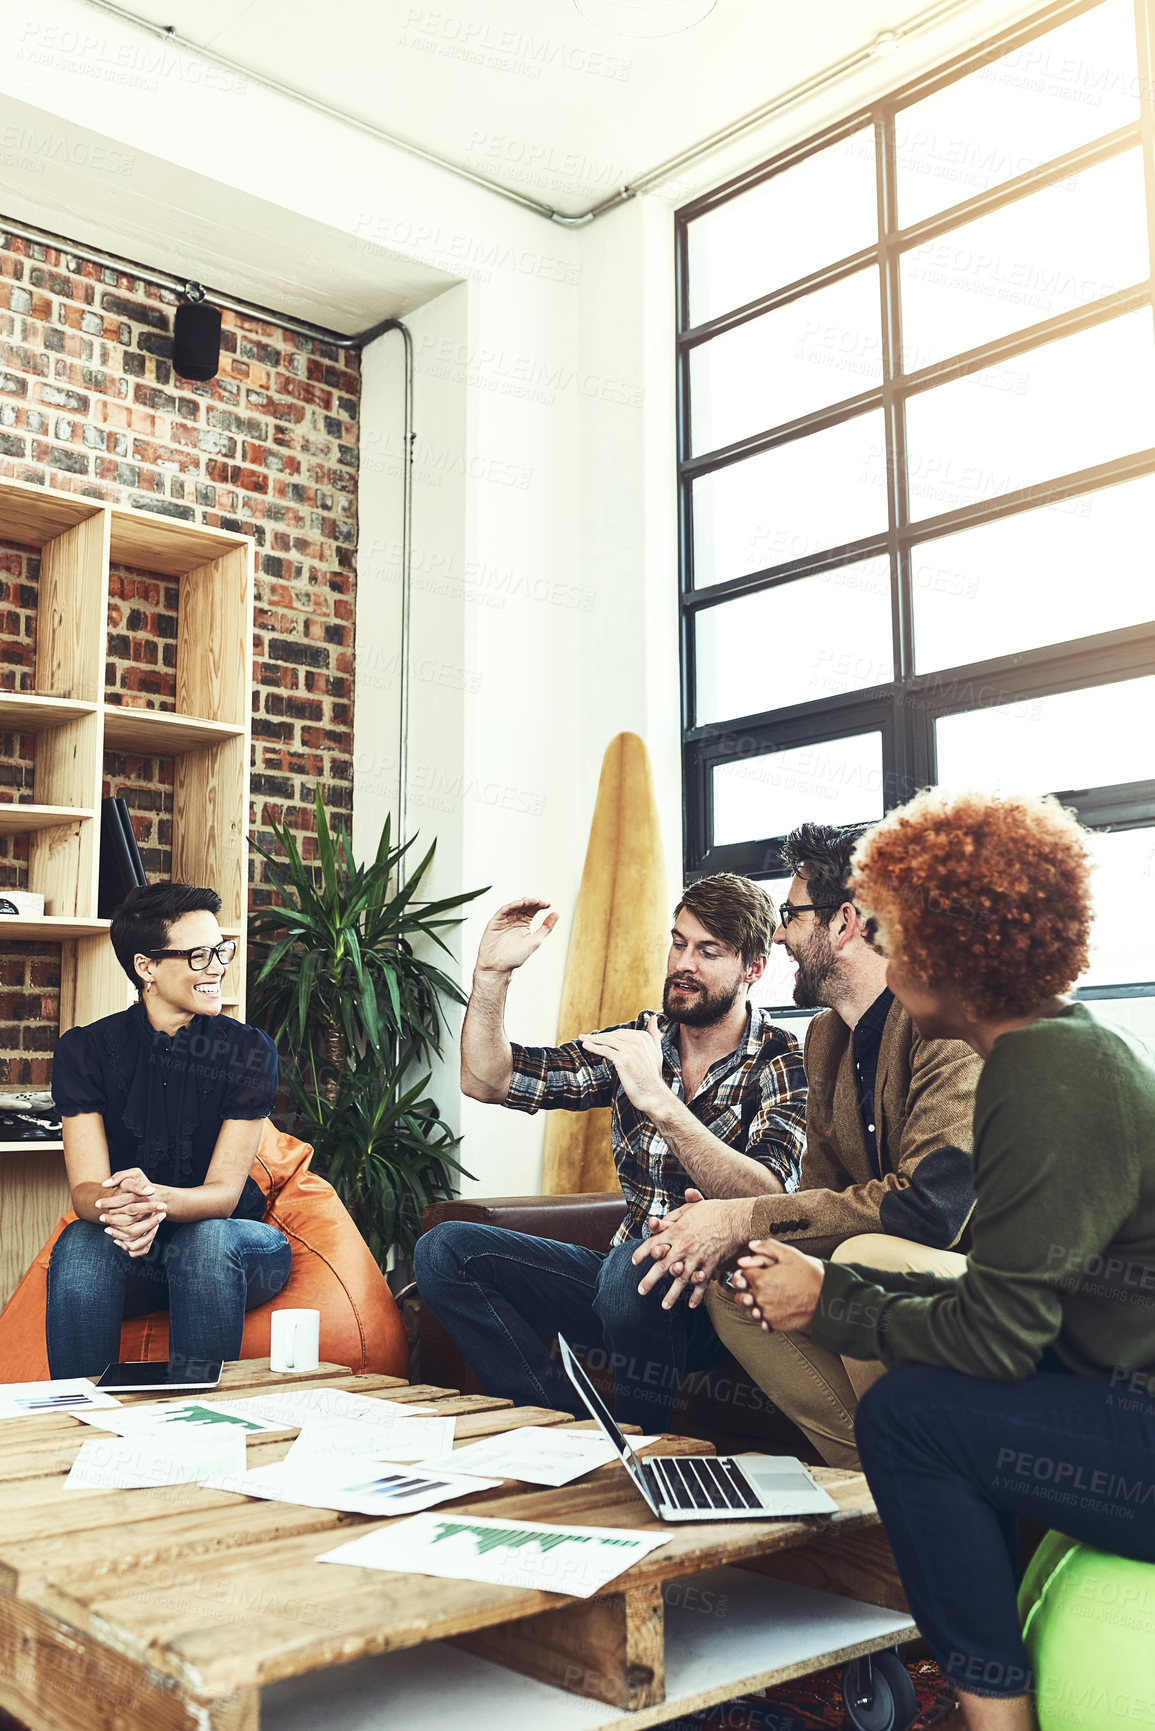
[633,1188,825,1330]
[95,1167,167,1258]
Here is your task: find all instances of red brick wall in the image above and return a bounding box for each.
[0,231,361,1084]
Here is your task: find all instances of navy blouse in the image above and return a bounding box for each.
[52,1003,278,1220]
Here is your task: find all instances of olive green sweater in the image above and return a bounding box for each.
[810,1003,1155,1381]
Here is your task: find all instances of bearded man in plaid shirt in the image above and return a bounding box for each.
[414,874,807,1429]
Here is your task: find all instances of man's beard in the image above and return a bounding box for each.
[662,973,744,1027]
[788,930,839,1009]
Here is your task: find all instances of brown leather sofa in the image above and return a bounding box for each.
[418,1192,816,1458]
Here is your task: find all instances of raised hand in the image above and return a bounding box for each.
[475,898,559,975]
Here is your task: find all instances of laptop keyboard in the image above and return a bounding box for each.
[645,1454,761,1512]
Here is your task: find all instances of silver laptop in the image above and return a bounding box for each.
[557,1335,838,1523]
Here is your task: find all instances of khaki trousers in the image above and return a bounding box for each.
[706,1234,967,1469]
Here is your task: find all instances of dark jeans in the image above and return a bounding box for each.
[413,1220,725,1429]
[855,1358,1155,1699]
[46,1216,293,1379]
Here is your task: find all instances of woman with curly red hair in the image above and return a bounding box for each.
[733,789,1155,1731]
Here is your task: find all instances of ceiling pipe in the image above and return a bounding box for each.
[77,0,1006,229]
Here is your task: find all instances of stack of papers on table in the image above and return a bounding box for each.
[66,1385,476,1514]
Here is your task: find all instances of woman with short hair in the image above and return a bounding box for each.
[46,882,292,1378]
[732,790,1155,1731]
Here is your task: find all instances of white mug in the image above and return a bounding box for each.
[269,1308,320,1374]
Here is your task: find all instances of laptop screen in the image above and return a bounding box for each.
[556,1336,631,1459]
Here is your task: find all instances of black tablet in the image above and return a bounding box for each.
[95,1361,223,1393]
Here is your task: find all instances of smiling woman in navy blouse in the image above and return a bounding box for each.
[46,883,292,1379]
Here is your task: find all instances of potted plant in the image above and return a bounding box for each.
[247,787,486,1272]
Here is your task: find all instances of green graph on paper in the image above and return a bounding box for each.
[431,1522,635,1558]
[156,1405,263,1431]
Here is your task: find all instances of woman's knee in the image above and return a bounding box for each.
[164,1218,251,1279]
[48,1219,124,1288]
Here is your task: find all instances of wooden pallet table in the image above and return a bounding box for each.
[0,1360,915,1731]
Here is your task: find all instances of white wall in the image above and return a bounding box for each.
[1,0,1052,1193]
[353,196,683,1194]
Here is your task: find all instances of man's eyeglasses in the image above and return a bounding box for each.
[777,901,838,928]
[146,940,238,971]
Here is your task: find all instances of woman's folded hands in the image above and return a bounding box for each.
[95,1167,167,1258]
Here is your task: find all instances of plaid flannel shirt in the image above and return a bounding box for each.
[506,1006,807,1245]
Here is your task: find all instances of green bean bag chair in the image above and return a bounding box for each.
[1019,1531,1155,1728]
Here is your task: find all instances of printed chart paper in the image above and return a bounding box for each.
[317,1512,669,1599]
[65,1427,246,1492]
[0,1379,122,1420]
[204,1455,498,1516]
[74,1399,287,1437]
[195,1389,437,1429]
[77,1389,437,1440]
[286,1415,456,1465]
[417,1427,660,1487]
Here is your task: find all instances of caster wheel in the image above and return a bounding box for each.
[841,1649,919,1731]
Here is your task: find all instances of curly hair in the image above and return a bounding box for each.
[849,790,1093,1017]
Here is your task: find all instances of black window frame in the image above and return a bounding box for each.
[677,0,1155,945]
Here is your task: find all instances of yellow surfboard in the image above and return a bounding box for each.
[541,732,669,1195]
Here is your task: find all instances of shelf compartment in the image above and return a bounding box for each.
[0,695,98,733]
[102,707,246,755]
[108,510,250,578]
[0,806,94,837]
[0,479,106,551]
[0,917,109,939]
[0,1140,63,1154]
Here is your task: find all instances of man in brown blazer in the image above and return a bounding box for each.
[633,821,982,1466]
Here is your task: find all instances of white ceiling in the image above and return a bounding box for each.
[91,0,1042,217]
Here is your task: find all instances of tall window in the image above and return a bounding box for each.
[678,0,1155,1027]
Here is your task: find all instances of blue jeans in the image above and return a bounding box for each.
[854,1359,1155,1699]
[413,1221,724,1429]
[46,1216,293,1379]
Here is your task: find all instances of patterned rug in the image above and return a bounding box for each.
[656,1656,958,1730]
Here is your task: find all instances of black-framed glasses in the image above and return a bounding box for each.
[777,901,838,927]
[147,940,238,971]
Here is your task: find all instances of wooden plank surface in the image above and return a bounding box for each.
[0,694,96,732]
[30,713,101,917]
[0,479,105,551]
[0,917,108,940]
[0,1364,885,1720]
[0,1150,68,1311]
[0,806,94,837]
[36,510,108,702]
[177,548,250,726]
[102,707,247,756]
[108,513,249,579]
[260,1568,915,1731]
[452,1582,665,1709]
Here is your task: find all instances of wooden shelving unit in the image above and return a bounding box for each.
[0,476,255,1306]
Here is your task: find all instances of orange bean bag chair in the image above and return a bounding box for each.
[0,1120,410,1381]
